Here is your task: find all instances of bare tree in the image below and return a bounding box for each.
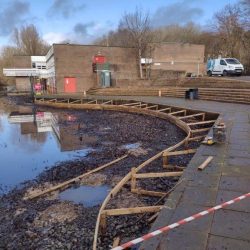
[13,24,49,55]
[120,7,152,79]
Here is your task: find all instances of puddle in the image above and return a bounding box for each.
[122,142,141,150]
[59,185,110,207]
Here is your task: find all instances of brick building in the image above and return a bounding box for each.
[3,43,205,93]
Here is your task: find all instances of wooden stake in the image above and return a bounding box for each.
[131,167,137,191]
[24,154,128,200]
[100,214,107,233]
[112,237,120,248]
[198,156,213,171]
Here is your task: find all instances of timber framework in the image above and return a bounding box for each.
[34,96,219,249]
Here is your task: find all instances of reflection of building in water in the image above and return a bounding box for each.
[8,111,96,152]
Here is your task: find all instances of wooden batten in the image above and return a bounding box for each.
[134,171,182,179]
[87,100,97,104]
[179,113,205,120]
[70,99,81,104]
[198,156,213,170]
[102,100,113,105]
[162,149,197,157]
[144,105,158,110]
[131,188,167,197]
[24,154,128,200]
[191,127,211,133]
[188,135,206,141]
[187,120,216,126]
[120,102,141,106]
[169,110,186,116]
[158,107,171,112]
[101,206,163,216]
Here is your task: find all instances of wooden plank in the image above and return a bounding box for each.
[169,110,186,116]
[191,127,211,133]
[188,135,206,141]
[48,98,56,102]
[198,156,213,170]
[70,99,81,104]
[131,188,167,197]
[157,107,171,112]
[187,120,217,126]
[87,100,97,104]
[144,105,158,110]
[135,171,182,179]
[24,154,128,200]
[120,102,141,106]
[101,206,163,216]
[102,100,112,105]
[147,212,159,223]
[163,149,196,157]
[179,113,205,120]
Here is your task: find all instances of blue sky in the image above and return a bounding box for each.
[0,0,239,47]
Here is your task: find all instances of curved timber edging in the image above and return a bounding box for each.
[34,97,218,250]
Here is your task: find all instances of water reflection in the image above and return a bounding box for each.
[59,185,110,207]
[0,107,95,194]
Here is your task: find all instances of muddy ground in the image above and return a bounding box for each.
[0,96,199,250]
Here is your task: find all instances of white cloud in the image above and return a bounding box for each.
[43,32,68,44]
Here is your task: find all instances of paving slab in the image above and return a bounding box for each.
[210,209,250,241]
[97,96,250,250]
[207,235,250,250]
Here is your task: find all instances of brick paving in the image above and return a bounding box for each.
[98,96,250,250]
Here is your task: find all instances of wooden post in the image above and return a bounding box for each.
[131,167,137,191]
[100,214,107,234]
[163,155,168,168]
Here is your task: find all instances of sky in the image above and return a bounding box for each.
[0,0,239,48]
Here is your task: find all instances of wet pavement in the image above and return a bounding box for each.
[98,96,250,250]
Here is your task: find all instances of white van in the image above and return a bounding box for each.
[207,58,244,76]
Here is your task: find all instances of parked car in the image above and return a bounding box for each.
[207,58,244,76]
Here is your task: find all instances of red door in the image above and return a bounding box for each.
[64,77,76,93]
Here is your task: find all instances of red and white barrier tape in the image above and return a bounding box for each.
[112,192,250,250]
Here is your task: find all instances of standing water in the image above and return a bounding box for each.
[0,105,94,195]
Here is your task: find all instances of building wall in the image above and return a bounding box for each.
[151,43,205,75]
[13,56,31,68]
[16,77,30,91]
[53,44,138,92]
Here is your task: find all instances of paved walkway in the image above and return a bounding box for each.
[97,96,250,250]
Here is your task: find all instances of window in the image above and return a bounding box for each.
[220,60,227,66]
[225,58,240,64]
[32,62,36,68]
